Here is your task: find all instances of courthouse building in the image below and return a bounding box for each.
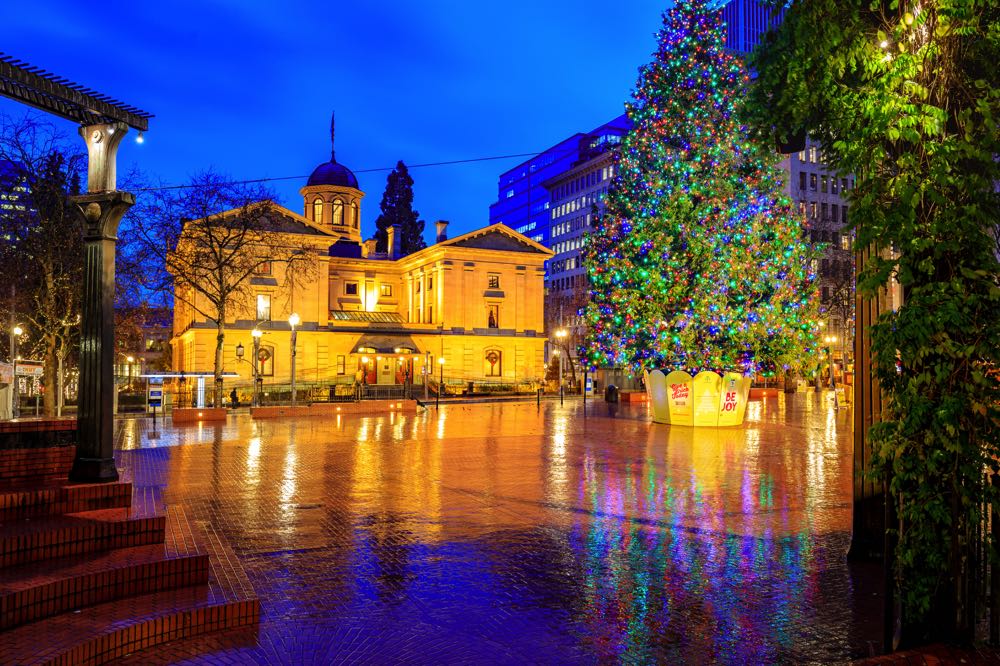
[171,123,552,391]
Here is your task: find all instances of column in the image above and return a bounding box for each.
[71,122,132,483]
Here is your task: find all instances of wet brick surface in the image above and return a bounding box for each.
[112,394,885,664]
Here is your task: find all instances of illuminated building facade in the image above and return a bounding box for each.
[171,123,552,390]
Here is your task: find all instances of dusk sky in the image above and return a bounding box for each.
[1,1,665,240]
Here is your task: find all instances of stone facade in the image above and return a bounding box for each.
[171,125,551,390]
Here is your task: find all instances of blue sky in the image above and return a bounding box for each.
[1,1,664,239]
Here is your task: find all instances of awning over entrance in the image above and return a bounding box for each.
[351,334,422,355]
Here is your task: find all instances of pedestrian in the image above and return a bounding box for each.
[230,388,239,409]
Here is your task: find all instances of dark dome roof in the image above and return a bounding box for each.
[306,160,359,189]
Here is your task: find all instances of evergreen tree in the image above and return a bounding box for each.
[582,0,819,377]
[373,161,426,255]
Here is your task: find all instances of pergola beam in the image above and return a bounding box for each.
[0,53,152,131]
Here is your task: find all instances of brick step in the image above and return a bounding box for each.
[0,583,260,665]
[0,481,133,521]
[113,624,261,665]
[0,446,76,483]
[0,509,165,567]
[0,544,209,630]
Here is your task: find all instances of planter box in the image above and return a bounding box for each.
[644,370,750,426]
[171,408,227,423]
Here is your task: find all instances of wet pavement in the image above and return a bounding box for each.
[112,394,883,664]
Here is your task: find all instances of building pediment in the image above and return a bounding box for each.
[441,224,552,255]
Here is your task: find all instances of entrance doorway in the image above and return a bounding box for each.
[377,357,394,384]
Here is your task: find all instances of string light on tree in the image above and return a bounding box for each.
[582,0,820,378]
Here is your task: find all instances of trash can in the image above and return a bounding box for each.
[604,384,620,403]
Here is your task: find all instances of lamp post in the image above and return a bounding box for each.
[126,355,134,393]
[252,328,263,407]
[824,334,839,411]
[437,356,445,409]
[553,349,563,405]
[824,335,838,388]
[11,324,22,418]
[555,328,568,405]
[423,352,430,402]
[288,313,300,407]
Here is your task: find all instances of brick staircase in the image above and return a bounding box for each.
[0,420,259,665]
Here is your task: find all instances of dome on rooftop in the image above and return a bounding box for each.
[307,161,358,188]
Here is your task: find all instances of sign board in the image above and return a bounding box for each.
[147,381,164,412]
[717,372,750,426]
[645,370,670,423]
[692,371,723,427]
[16,363,43,377]
[585,376,593,395]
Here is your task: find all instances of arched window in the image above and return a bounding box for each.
[312,198,323,223]
[332,199,344,226]
[484,349,502,377]
[351,201,359,228]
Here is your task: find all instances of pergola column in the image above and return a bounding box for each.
[69,123,133,483]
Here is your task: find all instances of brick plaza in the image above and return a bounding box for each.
[112,395,882,663]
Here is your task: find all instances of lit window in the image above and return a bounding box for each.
[351,202,359,228]
[345,282,359,296]
[809,146,817,162]
[254,261,272,276]
[313,198,323,223]
[256,294,271,321]
[380,283,393,297]
[841,235,851,251]
[821,175,828,193]
[488,274,500,289]
[332,199,344,226]
[810,173,817,190]
[506,189,514,198]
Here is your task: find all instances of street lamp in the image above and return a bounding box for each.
[126,355,134,393]
[252,328,263,406]
[824,335,837,389]
[288,313,300,407]
[437,356,445,409]
[11,325,22,418]
[555,328,568,405]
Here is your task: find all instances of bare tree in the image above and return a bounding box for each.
[546,286,587,385]
[126,172,315,406]
[0,114,85,416]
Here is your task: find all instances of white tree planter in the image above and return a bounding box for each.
[643,369,751,426]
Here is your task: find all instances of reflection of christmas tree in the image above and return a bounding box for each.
[583,0,819,377]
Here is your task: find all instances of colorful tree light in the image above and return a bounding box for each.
[582,0,820,378]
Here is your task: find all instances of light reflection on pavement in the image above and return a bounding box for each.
[115,394,881,664]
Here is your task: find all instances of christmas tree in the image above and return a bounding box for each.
[582,0,819,377]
